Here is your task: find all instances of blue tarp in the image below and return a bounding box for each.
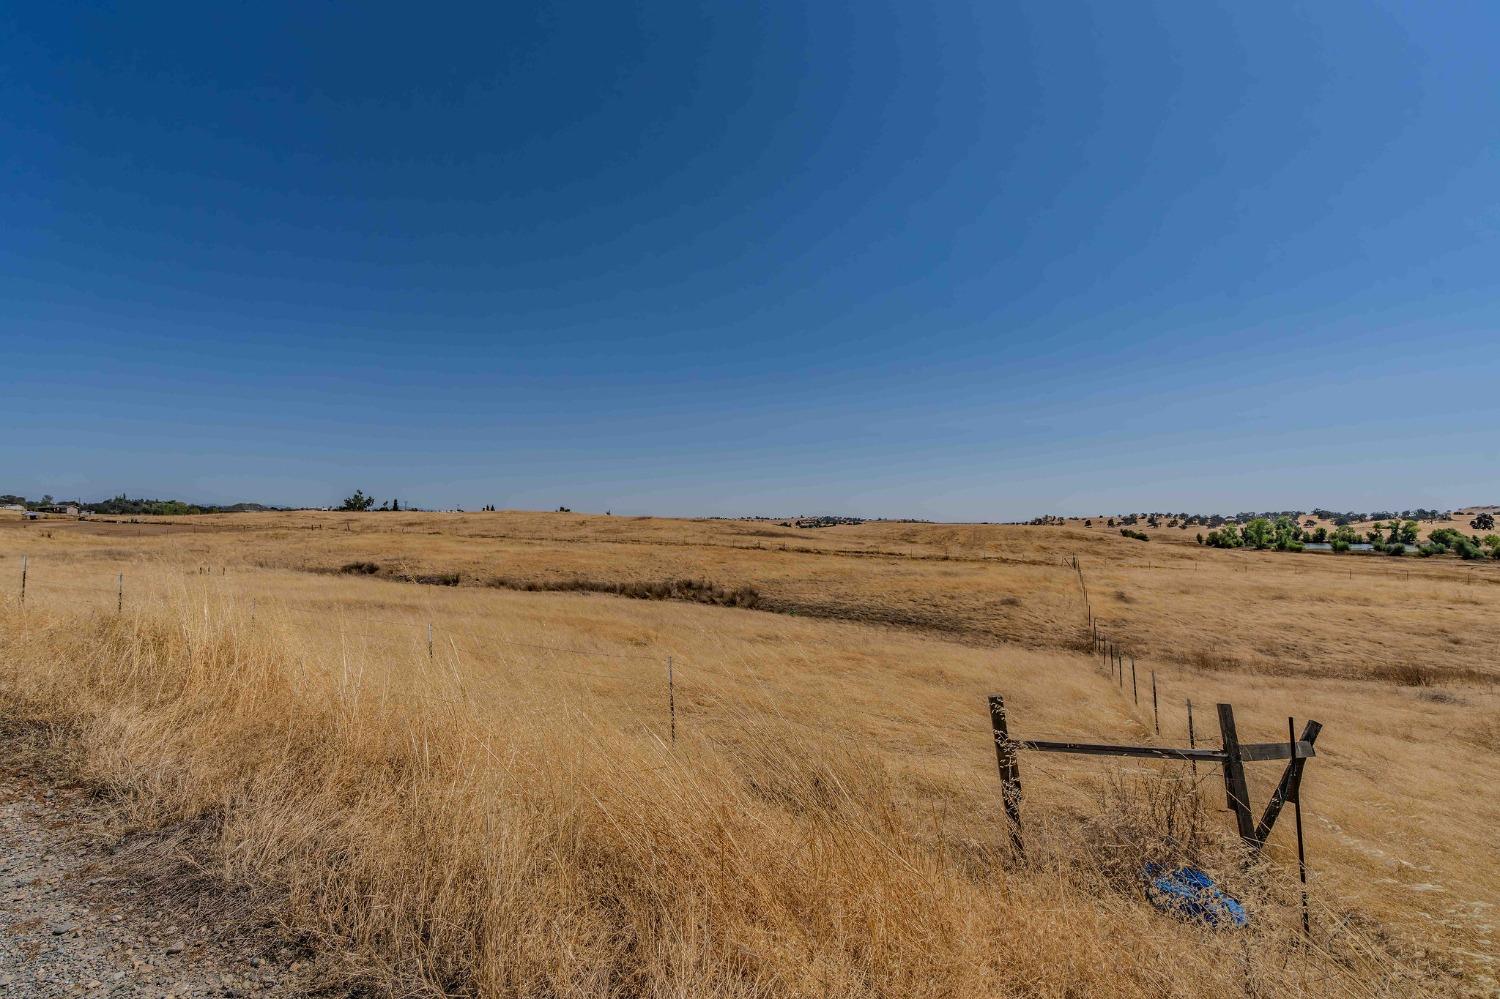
[1143,864,1248,928]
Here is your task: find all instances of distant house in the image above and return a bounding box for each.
[1,504,25,512]
[36,504,79,516]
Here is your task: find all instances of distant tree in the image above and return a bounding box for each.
[1311,527,1328,543]
[1471,512,1495,531]
[391,498,400,512]
[1331,525,1360,546]
[1243,517,1274,549]
[340,490,374,512]
[1083,519,1092,527]
[1195,532,1204,545]
[1205,525,1242,548]
[41,494,54,506]
[1272,515,1303,551]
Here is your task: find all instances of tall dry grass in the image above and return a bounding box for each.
[0,563,1433,998]
[2,514,1495,995]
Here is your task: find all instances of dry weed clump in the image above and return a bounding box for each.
[0,582,1411,999]
[1461,712,1500,752]
[1374,662,1437,687]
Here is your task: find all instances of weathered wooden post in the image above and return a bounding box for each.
[1130,655,1138,704]
[19,554,27,607]
[988,694,1024,856]
[1216,704,1257,845]
[427,622,434,660]
[117,572,123,614]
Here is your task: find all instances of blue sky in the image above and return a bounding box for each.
[3,2,1496,519]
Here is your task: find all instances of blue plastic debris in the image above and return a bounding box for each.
[1142,864,1248,928]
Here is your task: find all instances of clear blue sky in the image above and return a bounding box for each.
[3,2,1496,519]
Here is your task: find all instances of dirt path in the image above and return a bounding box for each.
[0,761,324,998]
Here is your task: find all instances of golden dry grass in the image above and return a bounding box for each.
[0,511,1496,996]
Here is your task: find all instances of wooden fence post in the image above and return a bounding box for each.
[988,694,1024,856]
[1130,656,1138,704]
[1216,704,1258,845]
[117,572,123,614]
[19,554,27,607]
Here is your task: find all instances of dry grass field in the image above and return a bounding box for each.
[0,509,1496,996]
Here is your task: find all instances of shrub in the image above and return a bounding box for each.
[1331,539,1350,553]
[340,561,381,575]
[1119,529,1149,542]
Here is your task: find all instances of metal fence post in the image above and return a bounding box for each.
[667,655,676,744]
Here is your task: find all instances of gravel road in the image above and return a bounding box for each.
[0,761,323,998]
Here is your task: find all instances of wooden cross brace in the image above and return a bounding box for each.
[988,695,1321,851]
